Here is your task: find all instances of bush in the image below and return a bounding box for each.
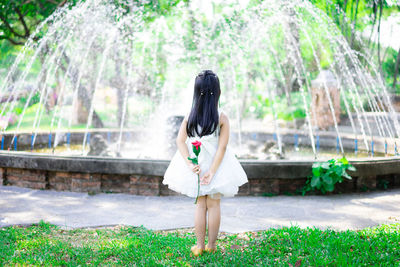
[302,157,356,195]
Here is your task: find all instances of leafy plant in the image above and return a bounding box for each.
[377,179,389,190]
[18,91,41,108]
[302,157,356,195]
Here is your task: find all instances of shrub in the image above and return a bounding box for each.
[302,157,356,195]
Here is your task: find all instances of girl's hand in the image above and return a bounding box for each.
[200,171,214,185]
[189,163,201,174]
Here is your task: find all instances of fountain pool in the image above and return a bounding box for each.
[0,0,399,195]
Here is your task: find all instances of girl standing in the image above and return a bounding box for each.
[163,70,248,256]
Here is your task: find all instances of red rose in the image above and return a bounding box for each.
[191,140,202,150]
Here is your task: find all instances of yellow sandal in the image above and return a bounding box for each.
[190,245,204,257]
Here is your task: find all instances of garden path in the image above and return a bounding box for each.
[0,185,399,233]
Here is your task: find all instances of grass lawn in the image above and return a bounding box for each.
[0,221,399,266]
[5,103,88,133]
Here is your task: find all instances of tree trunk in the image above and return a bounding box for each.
[114,58,125,127]
[341,0,348,35]
[284,7,301,93]
[367,1,378,50]
[377,0,383,69]
[185,0,198,52]
[61,53,104,128]
[350,0,360,48]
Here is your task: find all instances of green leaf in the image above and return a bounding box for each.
[322,174,333,185]
[347,165,356,171]
[325,182,335,192]
[342,172,352,180]
[336,168,343,177]
[331,173,341,183]
[321,162,330,169]
[340,157,349,165]
[312,167,321,177]
[311,176,320,188]
[312,162,322,169]
[187,157,198,164]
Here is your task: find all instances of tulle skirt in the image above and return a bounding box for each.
[162,136,248,199]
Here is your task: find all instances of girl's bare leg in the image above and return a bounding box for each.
[194,196,207,249]
[206,195,221,249]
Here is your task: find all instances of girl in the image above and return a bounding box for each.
[162,70,248,256]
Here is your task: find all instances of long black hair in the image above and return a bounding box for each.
[186,70,221,137]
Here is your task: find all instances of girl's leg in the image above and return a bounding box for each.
[206,195,221,249]
[194,196,207,249]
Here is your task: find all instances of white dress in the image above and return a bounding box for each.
[162,110,248,199]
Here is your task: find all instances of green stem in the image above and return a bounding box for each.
[194,155,200,204]
[194,173,200,204]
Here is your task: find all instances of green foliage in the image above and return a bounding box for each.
[310,0,398,34]
[0,0,80,45]
[250,92,307,121]
[0,41,21,74]
[116,0,187,23]
[309,0,400,90]
[339,90,371,114]
[18,91,40,108]
[302,157,356,195]
[0,221,399,265]
[382,47,400,93]
[0,93,43,129]
[377,179,389,190]
[3,102,88,132]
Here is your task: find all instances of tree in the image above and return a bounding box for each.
[310,0,400,91]
[0,0,71,45]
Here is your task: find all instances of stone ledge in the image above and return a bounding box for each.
[1,152,400,179]
[1,166,400,196]
[1,152,400,196]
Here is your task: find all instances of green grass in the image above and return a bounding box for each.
[6,103,86,132]
[3,100,149,132]
[4,103,90,132]
[0,221,399,266]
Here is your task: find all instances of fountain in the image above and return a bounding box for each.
[0,0,399,196]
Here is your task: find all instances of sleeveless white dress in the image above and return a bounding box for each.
[162,110,248,199]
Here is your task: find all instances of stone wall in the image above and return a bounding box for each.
[1,152,400,196]
[6,168,47,190]
[1,167,400,196]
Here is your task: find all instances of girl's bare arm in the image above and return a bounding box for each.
[176,115,200,174]
[200,112,229,184]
